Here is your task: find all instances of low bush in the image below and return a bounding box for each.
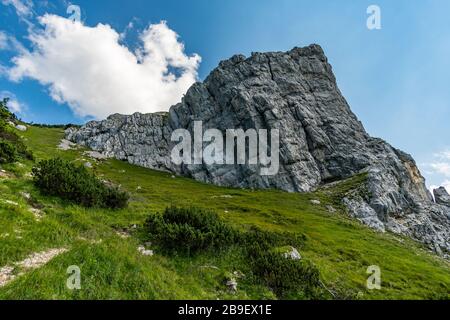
[0,140,18,163]
[240,226,306,249]
[32,158,129,209]
[0,98,34,163]
[247,244,321,298]
[144,206,238,254]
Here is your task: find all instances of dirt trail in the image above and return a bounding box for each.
[0,248,68,287]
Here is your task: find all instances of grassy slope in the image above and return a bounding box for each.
[0,126,448,300]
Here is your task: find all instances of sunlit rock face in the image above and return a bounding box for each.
[67,44,449,256]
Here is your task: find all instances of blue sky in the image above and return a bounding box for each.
[0,0,449,190]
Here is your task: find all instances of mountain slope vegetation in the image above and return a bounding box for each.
[0,125,448,299]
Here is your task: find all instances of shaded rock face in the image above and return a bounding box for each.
[66,44,449,256]
[434,187,450,206]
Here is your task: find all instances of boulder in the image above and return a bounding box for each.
[15,124,27,131]
[283,247,302,260]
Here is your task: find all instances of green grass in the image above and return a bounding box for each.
[0,125,448,300]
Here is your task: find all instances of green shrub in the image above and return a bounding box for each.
[0,98,33,163]
[247,244,321,298]
[0,140,18,163]
[240,226,306,249]
[144,206,238,254]
[239,228,320,298]
[0,135,34,162]
[32,158,129,209]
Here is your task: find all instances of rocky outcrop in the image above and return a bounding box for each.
[434,187,450,207]
[66,112,172,171]
[66,44,449,256]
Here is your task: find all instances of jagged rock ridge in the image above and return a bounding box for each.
[66,44,449,256]
[434,187,450,207]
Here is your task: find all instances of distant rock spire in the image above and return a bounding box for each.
[434,187,450,206]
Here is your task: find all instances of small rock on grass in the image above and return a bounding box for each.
[20,192,31,200]
[226,278,238,292]
[138,245,153,256]
[29,208,43,221]
[83,151,109,160]
[58,139,77,151]
[283,246,302,260]
[116,230,130,239]
[0,170,12,179]
[15,125,27,132]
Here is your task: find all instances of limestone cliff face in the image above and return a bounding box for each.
[66,45,449,255]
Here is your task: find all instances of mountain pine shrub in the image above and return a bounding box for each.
[32,158,129,209]
[0,98,34,163]
[0,140,18,163]
[144,206,238,254]
[247,243,321,298]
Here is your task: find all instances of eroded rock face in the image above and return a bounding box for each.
[434,187,450,207]
[66,44,449,256]
[66,112,172,171]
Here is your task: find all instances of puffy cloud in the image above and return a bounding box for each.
[8,15,201,119]
[0,91,25,113]
[428,149,450,179]
[1,0,34,18]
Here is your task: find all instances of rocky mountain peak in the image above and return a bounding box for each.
[66,44,449,256]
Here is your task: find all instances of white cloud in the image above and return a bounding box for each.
[434,150,450,160]
[424,149,450,179]
[0,91,25,113]
[8,15,201,119]
[0,64,7,76]
[0,31,26,53]
[1,0,34,18]
[0,31,8,49]
[429,162,450,177]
